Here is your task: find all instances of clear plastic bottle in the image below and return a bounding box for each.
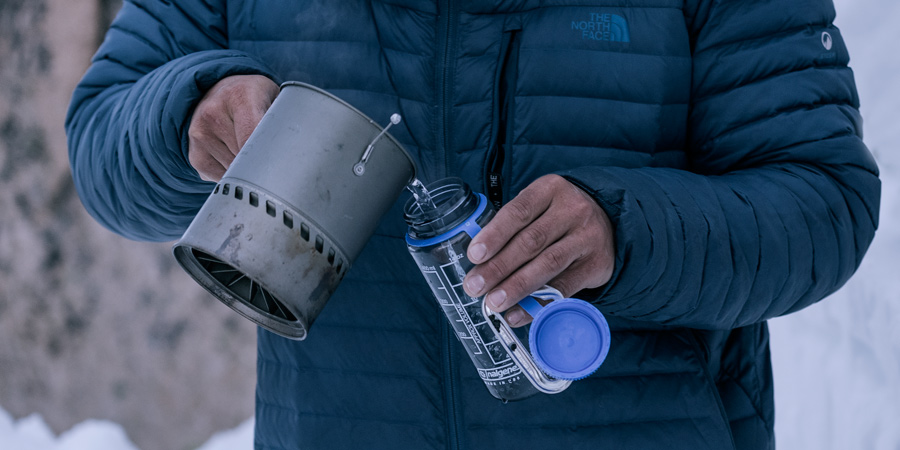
[404,178,542,401]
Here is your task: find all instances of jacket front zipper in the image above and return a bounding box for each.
[437,3,462,449]
[437,1,459,181]
[441,319,461,450]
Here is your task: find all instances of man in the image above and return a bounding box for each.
[66,1,879,449]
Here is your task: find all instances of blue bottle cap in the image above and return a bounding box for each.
[522,298,611,381]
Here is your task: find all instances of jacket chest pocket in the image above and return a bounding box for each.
[490,6,692,198]
[484,27,521,208]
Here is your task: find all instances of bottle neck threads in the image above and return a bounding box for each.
[404,178,479,240]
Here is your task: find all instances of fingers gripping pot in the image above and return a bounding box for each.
[174,82,416,340]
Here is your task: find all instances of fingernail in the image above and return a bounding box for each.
[464,275,484,296]
[487,290,507,309]
[468,243,486,262]
[506,309,524,326]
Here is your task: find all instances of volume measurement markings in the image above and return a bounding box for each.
[440,259,512,367]
[421,261,513,366]
[422,267,485,355]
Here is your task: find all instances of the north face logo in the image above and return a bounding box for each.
[572,13,630,42]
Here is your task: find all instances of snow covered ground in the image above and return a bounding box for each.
[0,407,253,450]
[1,0,897,448]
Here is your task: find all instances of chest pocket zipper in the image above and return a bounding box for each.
[485,27,520,210]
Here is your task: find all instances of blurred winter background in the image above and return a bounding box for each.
[0,0,896,449]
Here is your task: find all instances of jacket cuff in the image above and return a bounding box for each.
[557,168,626,303]
[158,50,279,181]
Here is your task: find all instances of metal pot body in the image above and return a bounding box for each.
[173,82,416,340]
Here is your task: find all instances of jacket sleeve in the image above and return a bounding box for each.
[560,0,880,330]
[65,0,277,242]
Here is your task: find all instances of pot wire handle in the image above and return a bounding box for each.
[353,113,402,176]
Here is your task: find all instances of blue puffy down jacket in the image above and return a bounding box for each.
[66,1,880,449]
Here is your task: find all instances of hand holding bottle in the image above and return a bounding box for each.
[462,174,615,327]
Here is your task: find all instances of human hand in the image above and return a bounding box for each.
[462,174,615,327]
[187,75,279,181]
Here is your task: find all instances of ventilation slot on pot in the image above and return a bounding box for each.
[300,223,310,241]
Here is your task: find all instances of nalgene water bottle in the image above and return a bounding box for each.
[404,177,592,401]
[404,178,538,401]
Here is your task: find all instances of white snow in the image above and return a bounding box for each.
[0,407,254,450]
[0,408,140,450]
[193,419,255,450]
[1,0,896,448]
